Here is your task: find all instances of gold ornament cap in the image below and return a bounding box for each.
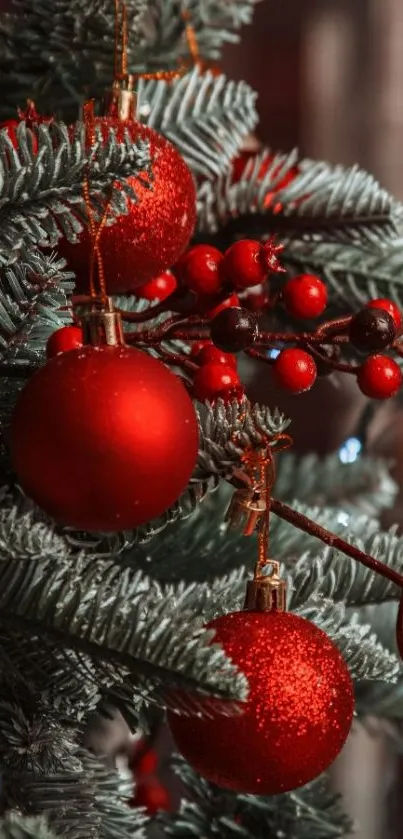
[79,298,125,347]
[105,75,137,121]
[244,567,287,613]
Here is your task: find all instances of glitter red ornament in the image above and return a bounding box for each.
[357,354,402,399]
[59,118,196,294]
[283,274,328,320]
[274,348,317,393]
[46,325,83,358]
[168,608,354,795]
[11,334,199,532]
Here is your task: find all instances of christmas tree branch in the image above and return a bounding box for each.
[0,121,151,267]
[138,68,258,178]
[0,815,58,839]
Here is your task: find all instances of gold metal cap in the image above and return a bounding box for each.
[244,570,287,613]
[79,298,125,347]
[105,75,137,121]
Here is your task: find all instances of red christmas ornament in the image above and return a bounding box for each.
[46,325,83,359]
[283,274,328,320]
[176,245,223,296]
[136,270,177,302]
[366,298,402,330]
[168,609,354,795]
[132,779,171,814]
[59,118,196,294]
[10,345,199,532]
[197,345,238,369]
[220,239,284,290]
[273,348,317,393]
[357,354,402,399]
[192,363,241,402]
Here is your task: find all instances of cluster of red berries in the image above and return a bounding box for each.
[190,342,242,402]
[129,739,171,815]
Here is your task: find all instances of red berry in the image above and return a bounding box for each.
[239,284,269,312]
[366,298,402,330]
[220,240,270,289]
[132,780,171,814]
[283,274,328,320]
[136,270,177,302]
[357,355,402,399]
[274,348,317,393]
[176,245,223,296]
[207,293,240,319]
[197,345,238,369]
[192,363,240,402]
[46,325,83,358]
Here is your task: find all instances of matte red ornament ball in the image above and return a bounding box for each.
[283,274,328,319]
[357,354,402,399]
[274,348,317,393]
[10,346,199,532]
[366,298,402,330]
[176,244,223,296]
[220,240,270,289]
[136,270,177,302]
[192,363,240,402]
[46,325,83,358]
[58,118,196,294]
[168,609,354,795]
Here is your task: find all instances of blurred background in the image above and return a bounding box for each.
[3,0,403,836]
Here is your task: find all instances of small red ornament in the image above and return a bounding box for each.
[46,325,83,358]
[357,354,402,399]
[197,345,238,369]
[132,779,171,814]
[274,348,317,393]
[11,345,199,532]
[366,298,402,330]
[136,271,177,302]
[59,118,196,294]
[192,363,241,402]
[176,245,223,296]
[283,274,328,320]
[168,609,354,795]
[207,293,240,319]
[220,239,283,290]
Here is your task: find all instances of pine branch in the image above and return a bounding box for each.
[138,69,258,178]
[198,149,403,245]
[0,815,58,839]
[0,554,248,715]
[0,121,151,266]
[0,0,148,120]
[162,759,352,839]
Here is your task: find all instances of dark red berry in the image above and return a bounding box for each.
[283,274,328,319]
[192,363,240,402]
[274,348,317,393]
[366,298,402,330]
[132,780,171,814]
[176,245,223,296]
[219,240,270,289]
[207,293,240,319]
[349,308,396,352]
[210,307,259,352]
[46,325,83,358]
[357,355,402,399]
[197,345,238,369]
[136,270,177,301]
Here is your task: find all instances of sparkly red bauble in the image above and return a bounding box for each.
[176,245,223,296]
[191,363,240,402]
[59,118,196,294]
[136,270,177,302]
[357,354,402,399]
[366,298,402,330]
[168,609,354,795]
[274,348,317,393]
[46,325,83,358]
[283,274,328,320]
[10,346,199,532]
